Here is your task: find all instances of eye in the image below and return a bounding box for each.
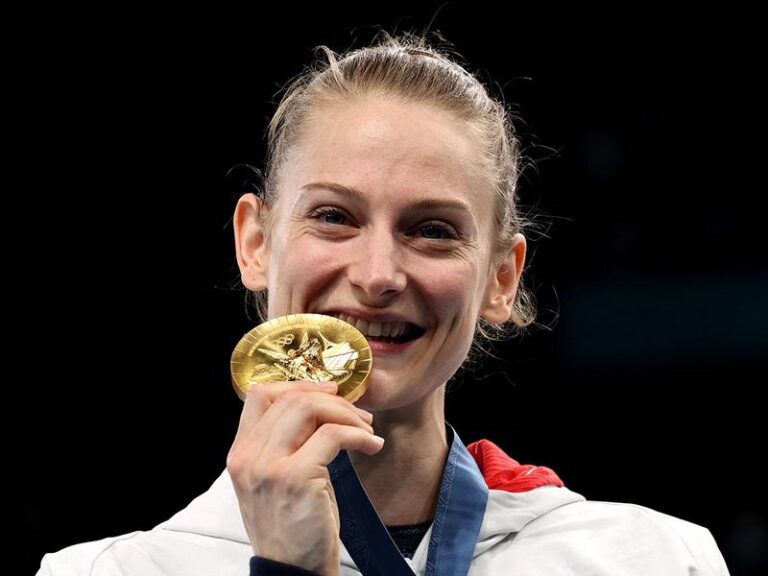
[418,222,459,240]
[311,207,349,226]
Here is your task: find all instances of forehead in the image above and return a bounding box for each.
[280,96,491,209]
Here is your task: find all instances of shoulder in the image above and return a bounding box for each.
[468,440,729,574]
[517,498,729,574]
[38,471,253,575]
[37,532,141,576]
[37,528,252,576]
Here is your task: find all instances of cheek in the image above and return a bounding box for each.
[419,261,483,314]
[268,233,347,293]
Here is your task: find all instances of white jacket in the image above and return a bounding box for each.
[38,466,729,575]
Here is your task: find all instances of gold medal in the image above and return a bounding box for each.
[230,313,372,403]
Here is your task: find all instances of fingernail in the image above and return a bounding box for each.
[317,382,338,391]
[371,435,385,446]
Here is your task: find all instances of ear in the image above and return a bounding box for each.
[233,193,270,291]
[480,234,527,324]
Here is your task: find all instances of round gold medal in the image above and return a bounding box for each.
[230,313,372,403]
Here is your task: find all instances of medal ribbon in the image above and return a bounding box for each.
[328,426,488,576]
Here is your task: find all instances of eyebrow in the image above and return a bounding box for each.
[300,181,367,202]
[299,181,474,214]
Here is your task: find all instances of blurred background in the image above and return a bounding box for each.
[16,2,765,574]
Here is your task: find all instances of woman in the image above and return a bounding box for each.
[38,34,730,576]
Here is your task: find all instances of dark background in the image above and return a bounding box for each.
[16,3,765,574]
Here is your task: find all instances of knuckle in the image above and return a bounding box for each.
[283,389,306,402]
[280,391,313,412]
[316,422,344,440]
[262,461,288,484]
[226,450,246,478]
[229,457,289,491]
[245,383,265,400]
[264,461,303,491]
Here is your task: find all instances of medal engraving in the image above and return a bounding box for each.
[231,314,372,403]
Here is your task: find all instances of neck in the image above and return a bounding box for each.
[349,386,449,526]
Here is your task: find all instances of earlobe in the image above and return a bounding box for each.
[481,234,527,324]
[233,193,270,291]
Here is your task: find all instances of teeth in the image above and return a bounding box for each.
[330,313,411,338]
[368,322,382,337]
[391,322,406,337]
[355,319,370,334]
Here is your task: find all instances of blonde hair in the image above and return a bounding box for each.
[252,32,535,337]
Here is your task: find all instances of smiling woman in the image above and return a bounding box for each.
[37,32,730,576]
[235,95,524,413]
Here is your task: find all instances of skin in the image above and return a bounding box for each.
[229,96,526,575]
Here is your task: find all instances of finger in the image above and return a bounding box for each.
[231,384,271,449]
[252,381,372,424]
[233,381,339,448]
[256,391,375,457]
[255,380,338,402]
[266,386,373,425]
[294,423,385,466]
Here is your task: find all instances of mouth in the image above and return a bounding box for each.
[325,312,426,345]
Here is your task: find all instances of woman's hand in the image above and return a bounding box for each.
[226,381,384,576]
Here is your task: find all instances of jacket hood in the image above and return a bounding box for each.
[475,485,584,555]
[466,438,584,554]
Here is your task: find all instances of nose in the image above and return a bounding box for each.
[347,228,407,305]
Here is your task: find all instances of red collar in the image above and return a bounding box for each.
[467,439,564,493]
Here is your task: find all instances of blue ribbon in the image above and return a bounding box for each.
[328,426,488,576]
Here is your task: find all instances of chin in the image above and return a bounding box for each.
[353,371,399,411]
[354,371,440,414]
[354,376,390,411]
